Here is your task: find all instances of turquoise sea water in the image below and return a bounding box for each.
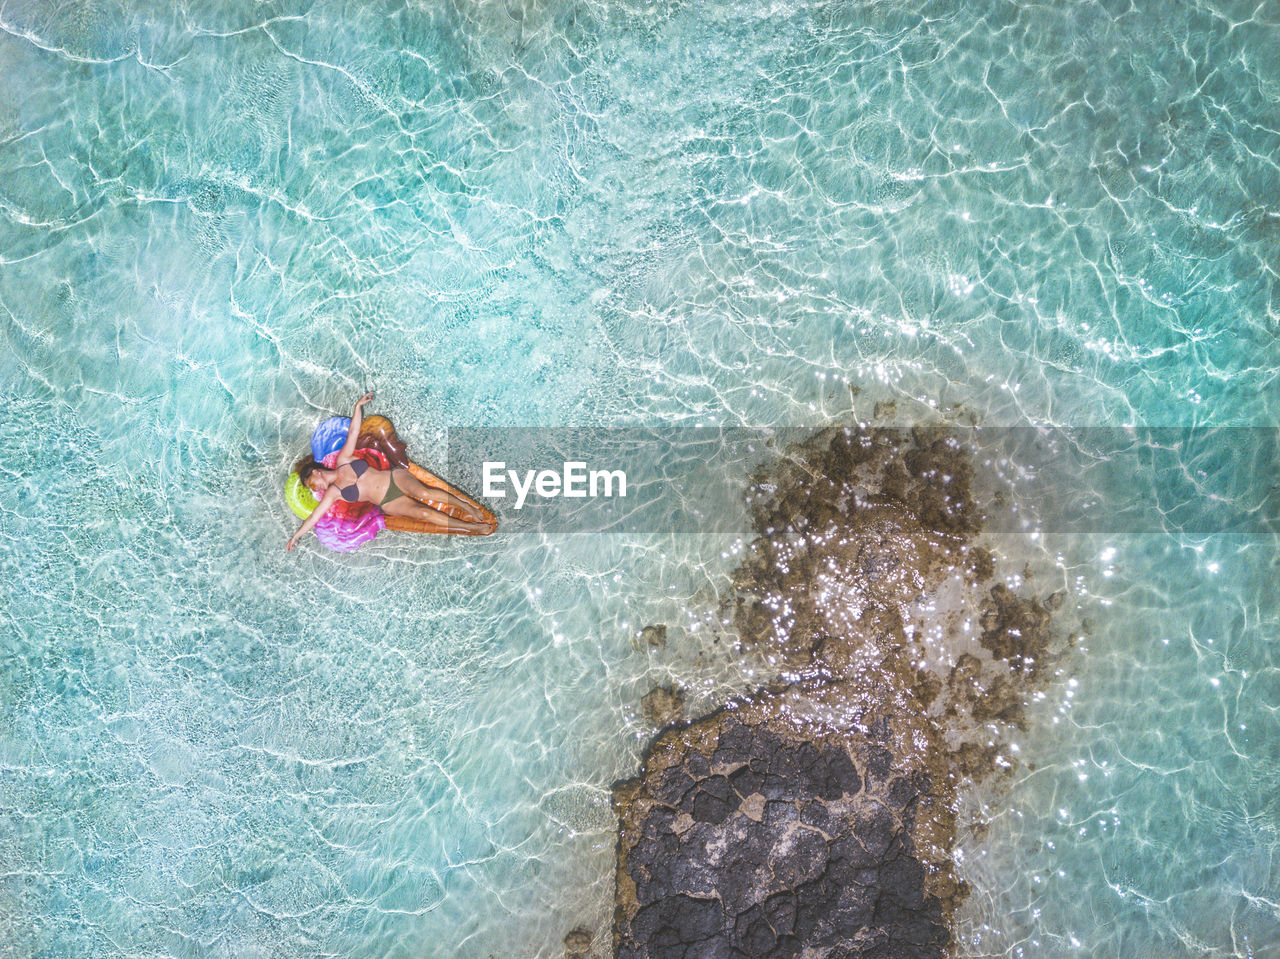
[1,1,1277,956]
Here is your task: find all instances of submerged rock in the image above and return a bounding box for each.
[565,927,594,959]
[978,584,1051,675]
[636,625,669,650]
[641,685,685,727]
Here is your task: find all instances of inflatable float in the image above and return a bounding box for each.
[286,414,496,551]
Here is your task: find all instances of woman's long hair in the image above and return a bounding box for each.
[294,454,320,485]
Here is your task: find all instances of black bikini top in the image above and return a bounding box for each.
[338,459,369,502]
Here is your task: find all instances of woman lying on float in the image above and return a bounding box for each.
[286,394,496,551]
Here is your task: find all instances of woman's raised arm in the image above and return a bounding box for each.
[336,392,375,465]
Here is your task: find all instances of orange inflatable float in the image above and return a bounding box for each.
[358,415,496,535]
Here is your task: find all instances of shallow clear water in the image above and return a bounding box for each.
[1,0,1277,956]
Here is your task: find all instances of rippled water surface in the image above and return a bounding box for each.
[1,0,1277,956]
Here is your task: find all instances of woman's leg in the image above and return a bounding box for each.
[391,469,490,523]
[382,495,494,534]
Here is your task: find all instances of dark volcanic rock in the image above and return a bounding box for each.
[614,710,952,959]
[613,427,1072,959]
